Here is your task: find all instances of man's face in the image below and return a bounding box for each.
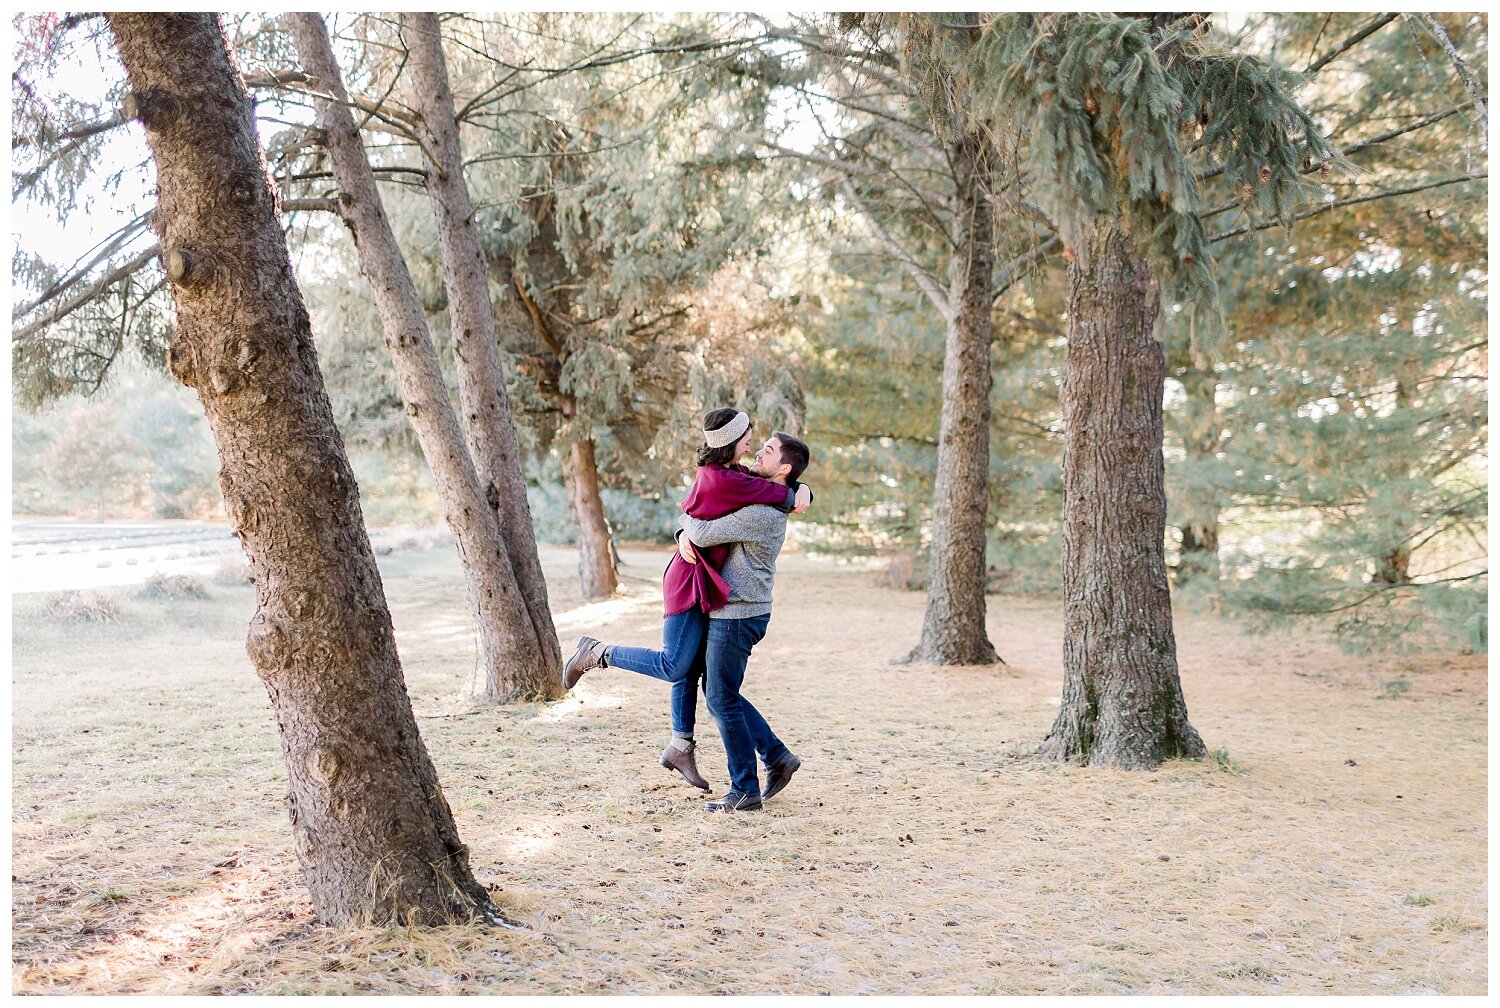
[751,436,788,480]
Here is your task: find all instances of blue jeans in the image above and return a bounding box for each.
[606,610,706,737]
[704,614,790,798]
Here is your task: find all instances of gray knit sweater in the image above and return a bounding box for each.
[677,503,788,620]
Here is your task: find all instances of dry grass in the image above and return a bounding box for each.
[11,541,1487,994]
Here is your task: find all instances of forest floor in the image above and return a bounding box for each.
[10,539,1488,995]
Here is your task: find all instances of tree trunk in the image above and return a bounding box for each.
[901,133,1000,666]
[1175,364,1221,583]
[1042,224,1206,770]
[403,13,563,691]
[1375,543,1412,584]
[107,12,502,925]
[287,13,547,704]
[562,436,620,599]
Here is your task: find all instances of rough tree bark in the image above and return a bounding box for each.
[1042,224,1206,769]
[562,437,620,598]
[286,13,550,703]
[107,11,503,924]
[901,133,1002,666]
[403,13,569,669]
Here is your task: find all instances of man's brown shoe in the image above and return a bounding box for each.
[763,754,801,801]
[562,635,607,689]
[660,740,712,791]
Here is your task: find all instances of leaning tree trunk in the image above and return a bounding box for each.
[901,133,1001,666]
[287,13,547,704]
[403,13,563,690]
[562,436,620,599]
[1041,224,1206,769]
[107,12,502,924]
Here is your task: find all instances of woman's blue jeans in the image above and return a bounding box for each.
[606,610,708,737]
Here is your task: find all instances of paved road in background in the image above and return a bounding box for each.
[11,521,414,594]
[10,521,246,594]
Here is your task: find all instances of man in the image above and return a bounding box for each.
[675,430,811,812]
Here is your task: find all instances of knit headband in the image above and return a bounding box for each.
[703,411,750,449]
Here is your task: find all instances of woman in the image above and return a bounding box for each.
[561,407,808,789]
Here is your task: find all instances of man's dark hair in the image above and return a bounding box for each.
[773,431,810,482]
[695,407,746,467]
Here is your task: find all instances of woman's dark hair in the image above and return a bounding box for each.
[695,407,747,467]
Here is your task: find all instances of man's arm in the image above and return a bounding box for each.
[678,505,784,548]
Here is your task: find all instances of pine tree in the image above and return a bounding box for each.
[284,13,558,703]
[104,10,504,925]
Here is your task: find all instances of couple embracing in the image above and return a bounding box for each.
[561,407,812,813]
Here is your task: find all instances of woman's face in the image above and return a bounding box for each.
[734,428,754,460]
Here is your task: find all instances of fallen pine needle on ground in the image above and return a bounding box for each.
[10,542,1487,994]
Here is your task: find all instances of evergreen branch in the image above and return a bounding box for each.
[840,178,952,320]
[13,212,151,319]
[13,193,340,343]
[12,109,125,150]
[1405,14,1488,143]
[1197,101,1470,188]
[462,137,642,166]
[822,428,938,447]
[738,130,949,224]
[453,33,773,121]
[1302,13,1400,74]
[992,236,1060,293]
[988,192,1053,228]
[1266,569,1487,616]
[245,70,423,146]
[11,244,160,344]
[1208,173,1486,243]
[762,26,920,98]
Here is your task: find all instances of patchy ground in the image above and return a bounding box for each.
[10,540,1487,994]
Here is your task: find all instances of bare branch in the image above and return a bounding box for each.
[13,212,151,319]
[1209,173,1486,243]
[1406,13,1488,143]
[841,178,952,320]
[11,244,160,343]
[1197,101,1471,187]
[279,197,341,215]
[1303,13,1400,74]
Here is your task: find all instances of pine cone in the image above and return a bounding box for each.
[1084,94,1099,116]
[1319,162,1331,180]
[1259,165,1272,184]
[1241,183,1253,202]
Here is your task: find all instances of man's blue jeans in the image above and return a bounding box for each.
[608,611,790,791]
[704,614,791,798]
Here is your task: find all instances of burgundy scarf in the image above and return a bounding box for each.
[661,463,790,615]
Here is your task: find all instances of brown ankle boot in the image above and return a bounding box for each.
[660,739,711,791]
[562,636,608,689]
